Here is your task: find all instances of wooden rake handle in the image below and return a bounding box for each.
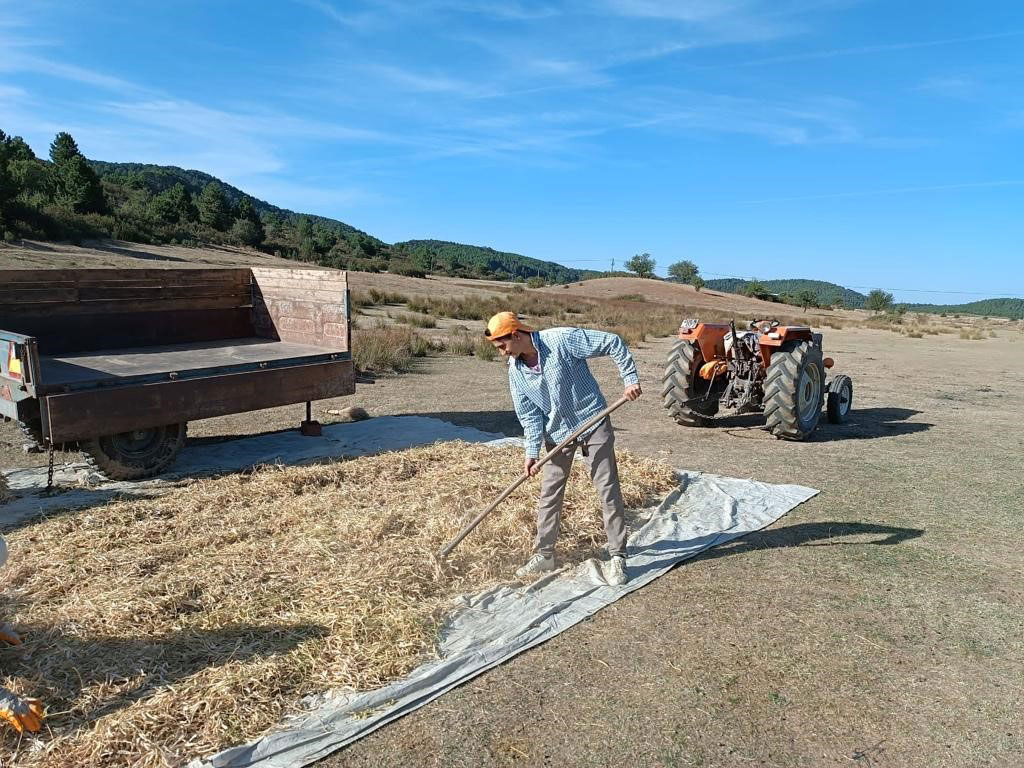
[437,396,631,560]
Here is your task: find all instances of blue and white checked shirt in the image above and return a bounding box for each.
[508,327,639,458]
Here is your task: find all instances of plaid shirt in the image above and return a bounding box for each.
[508,327,639,458]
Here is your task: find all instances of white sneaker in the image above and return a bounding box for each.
[606,556,628,586]
[515,553,556,579]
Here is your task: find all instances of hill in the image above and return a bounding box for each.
[705,278,867,308]
[0,127,606,283]
[391,240,603,283]
[905,298,1024,320]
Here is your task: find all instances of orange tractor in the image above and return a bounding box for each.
[661,318,853,440]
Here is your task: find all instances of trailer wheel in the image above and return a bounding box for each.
[764,341,824,440]
[83,423,187,480]
[661,340,719,427]
[826,374,853,424]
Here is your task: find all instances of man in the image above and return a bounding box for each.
[485,311,642,586]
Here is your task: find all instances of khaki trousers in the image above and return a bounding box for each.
[535,418,627,559]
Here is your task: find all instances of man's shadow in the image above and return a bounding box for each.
[627,521,923,581]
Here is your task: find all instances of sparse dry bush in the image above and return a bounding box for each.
[353,326,438,372]
[391,311,437,328]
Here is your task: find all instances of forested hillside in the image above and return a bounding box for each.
[706,278,867,308]
[905,298,1024,319]
[392,240,603,283]
[0,127,596,282]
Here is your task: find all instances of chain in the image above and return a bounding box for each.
[46,445,55,489]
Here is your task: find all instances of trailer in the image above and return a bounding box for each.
[0,267,355,479]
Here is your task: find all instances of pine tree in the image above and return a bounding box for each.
[149,183,196,223]
[49,132,80,165]
[47,132,106,213]
[197,182,230,230]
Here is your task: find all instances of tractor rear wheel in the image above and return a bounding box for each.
[82,423,187,480]
[661,340,719,427]
[827,374,853,423]
[764,341,824,440]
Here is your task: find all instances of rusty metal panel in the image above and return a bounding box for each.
[44,360,356,443]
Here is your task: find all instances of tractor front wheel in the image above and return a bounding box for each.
[827,374,853,423]
[661,340,719,427]
[82,423,187,480]
[764,341,824,440]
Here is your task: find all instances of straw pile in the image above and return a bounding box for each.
[0,441,677,767]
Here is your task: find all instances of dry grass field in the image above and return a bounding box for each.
[0,242,1021,767]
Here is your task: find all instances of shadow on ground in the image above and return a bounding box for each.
[0,622,325,733]
[696,521,924,563]
[710,407,932,441]
[412,410,523,437]
[78,240,189,262]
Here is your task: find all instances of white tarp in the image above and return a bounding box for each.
[0,416,504,526]
[191,470,818,768]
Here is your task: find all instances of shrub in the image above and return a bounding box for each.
[353,326,437,372]
[444,331,476,356]
[474,339,499,361]
[392,311,436,328]
[390,262,427,278]
[526,276,546,289]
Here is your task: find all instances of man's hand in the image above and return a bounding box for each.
[524,458,540,477]
[0,623,22,646]
[624,383,642,401]
[0,689,44,734]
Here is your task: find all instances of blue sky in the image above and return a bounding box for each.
[2,1,1022,303]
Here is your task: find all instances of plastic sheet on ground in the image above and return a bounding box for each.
[0,416,504,526]
[190,469,818,768]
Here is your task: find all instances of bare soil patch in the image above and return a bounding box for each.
[0,250,1021,766]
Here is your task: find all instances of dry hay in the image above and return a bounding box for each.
[0,441,676,767]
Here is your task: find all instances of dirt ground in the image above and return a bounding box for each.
[1,247,1021,766]
[2,320,1021,767]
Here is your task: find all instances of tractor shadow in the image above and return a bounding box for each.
[0,622,326,733]
[716,407,932,441]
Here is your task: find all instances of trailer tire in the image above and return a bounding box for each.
[764,341,824,440]
[83,423,187,480]
[661,340,719,427]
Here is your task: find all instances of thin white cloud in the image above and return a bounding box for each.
[292,0,374,27]
[916,76,979,99]
[364,64,484,95]
[738,180,1024,204]
[706,29,1024,69]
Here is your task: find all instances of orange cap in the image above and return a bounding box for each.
[484,311,534,338]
